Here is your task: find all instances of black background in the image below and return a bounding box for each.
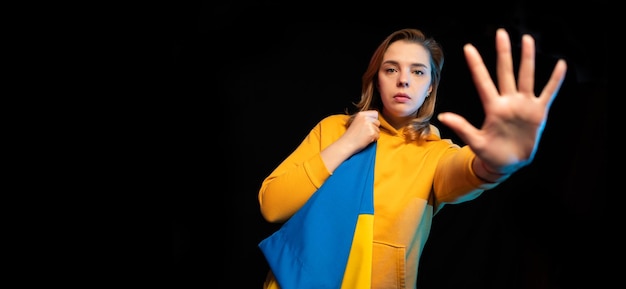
[168,2,608,288]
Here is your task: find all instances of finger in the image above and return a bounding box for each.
[437,112,480,145]
[495,28,517,96]
[539,59,567,110]
[464,43,499,105]
[517,34,536,95]
[361,110,378,119]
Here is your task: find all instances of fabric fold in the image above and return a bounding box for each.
[259,142,377,289]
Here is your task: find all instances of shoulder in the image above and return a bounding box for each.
[425,124,445,142]
[426,124,458,147]
[309,114,350,144]
[318,114,350,126]
[429,124,441,137]
[310,114,350,139]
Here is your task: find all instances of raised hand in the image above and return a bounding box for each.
[319,110,380,174]
[437,28,567,174]
[339,110,380,153]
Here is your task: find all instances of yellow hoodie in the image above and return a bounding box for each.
[259,114,503,289]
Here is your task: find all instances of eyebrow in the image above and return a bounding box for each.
[381,60,429,69]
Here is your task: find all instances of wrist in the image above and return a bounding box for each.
[479,159,506,176]
[474,158,509,183]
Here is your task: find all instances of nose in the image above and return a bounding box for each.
[397,72,410,88]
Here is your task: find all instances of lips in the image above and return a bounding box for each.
[393,93,411,103]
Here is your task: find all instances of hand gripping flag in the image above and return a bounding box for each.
[259,142,376,289]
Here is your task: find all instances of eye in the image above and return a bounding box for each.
[385,68,397,73]
[413,70,425,75]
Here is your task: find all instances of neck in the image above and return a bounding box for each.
[381,110,415,130]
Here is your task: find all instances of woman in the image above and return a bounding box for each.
[258,28,567,289]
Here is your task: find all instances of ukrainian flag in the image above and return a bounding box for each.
[259,142,376,289]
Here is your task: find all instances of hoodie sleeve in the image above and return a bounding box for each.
[258,115,349,223]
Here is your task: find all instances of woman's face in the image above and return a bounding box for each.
[377,40,432,122]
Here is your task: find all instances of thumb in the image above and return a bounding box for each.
[437,112,479,145]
